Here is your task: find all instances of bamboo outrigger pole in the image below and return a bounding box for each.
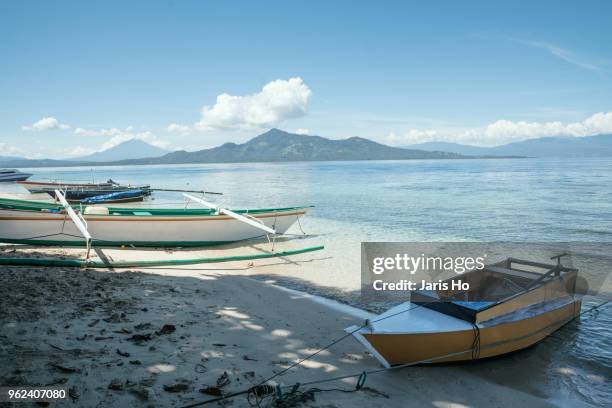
[55,190,92,259]
[150,188,223,195]
[107,179,223,195]
[183,193,276,235]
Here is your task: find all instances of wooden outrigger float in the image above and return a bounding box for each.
[348,256,581,367]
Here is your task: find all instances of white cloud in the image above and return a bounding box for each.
[65,146,96,158]
[22,117,71,131]
[387,129,439,145]
[474,34,606,72]
[515,39,602,71]
[74,127,100,137]
[294,128,310,135]
[167,123,192,135]
[194,77,312,131]
[0,143,27,158]
[0,143,46,159]
[388,111,612,147]
[480,112,612,142]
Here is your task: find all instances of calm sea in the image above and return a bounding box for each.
[4,157,611,406]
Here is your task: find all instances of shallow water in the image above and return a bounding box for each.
[2,157,611,406]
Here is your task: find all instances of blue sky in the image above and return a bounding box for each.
[1,0,611,158]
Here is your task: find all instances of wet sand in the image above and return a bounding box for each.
[0,245,565,408]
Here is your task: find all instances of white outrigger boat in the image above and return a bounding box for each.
[16,179,149,192]
[348,256,581,367]
[0,193,310,249]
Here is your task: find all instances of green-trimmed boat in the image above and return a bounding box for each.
[0,197,310,247]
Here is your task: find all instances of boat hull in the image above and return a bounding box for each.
[47,189,150,200]
[17,180,111,190]
[0,207,308,247]
[16,181,150,194]
[75,195,145,204]
[351,298,581,367]
[0,174,32,182]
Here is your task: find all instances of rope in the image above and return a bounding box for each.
[13,231,117,244]
[255,301,437,387]
[578,299,609,317]
[246,384,276,407]
[208,373,369,408]
[181,301,436,408]
[180,298,610,408]
[471,323,481,360]
[296,215,306,235]
[60,213,67,235]
[8,232,72,241]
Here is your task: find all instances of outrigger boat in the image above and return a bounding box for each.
[348,257,581,367]
[17,179,150,192]
[16,180,221,201]
[78,189,147,204]
[17,180,151,200]
[47,187,150,202]
[0,194,310,249]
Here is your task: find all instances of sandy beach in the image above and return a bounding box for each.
[0,244,569,408]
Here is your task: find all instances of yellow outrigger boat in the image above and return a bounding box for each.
[348,256,581,367]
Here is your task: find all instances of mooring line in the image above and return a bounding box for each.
[180,300,439,408]
[180,298,610,408]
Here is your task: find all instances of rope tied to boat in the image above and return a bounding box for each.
[181,301,437,408]
[296,214,306,235]
[180,298,611,408]
[470,322,481,360]
[244,371,368,407]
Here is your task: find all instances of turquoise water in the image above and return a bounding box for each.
[5,157,612,406]
[15,157,612,241]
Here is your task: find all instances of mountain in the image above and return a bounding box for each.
[408,134,612,157]
[121,129,466,165]
[71,139,168,162]
[0,129,507,168]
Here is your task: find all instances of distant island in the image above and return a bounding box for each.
[0,129,500,168]
[3,128,611,168]
[119,129,478,165]
[406,133,612,158]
